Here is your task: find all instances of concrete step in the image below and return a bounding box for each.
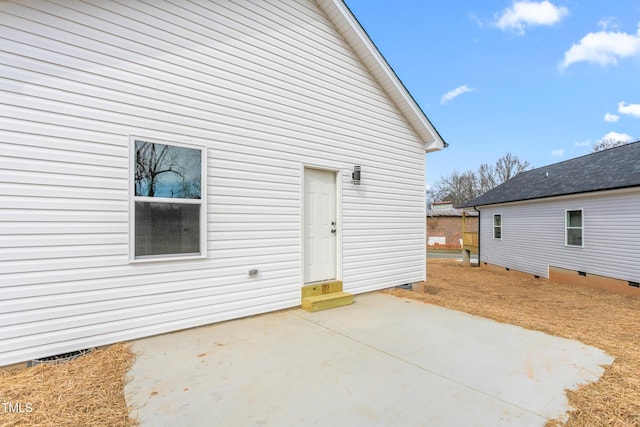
[301,291,354,313]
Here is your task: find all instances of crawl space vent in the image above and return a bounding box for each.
[27,348,94,367]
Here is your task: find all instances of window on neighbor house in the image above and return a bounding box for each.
[493,214,502,239]
[566,209,583,247]
[131,138,205,260]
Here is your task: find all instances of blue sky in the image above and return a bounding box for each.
[344,0,640,187]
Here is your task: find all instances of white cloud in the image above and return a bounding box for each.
[494,1,569,35]
[440,85,475,104]
[574,140,591,147]
[600,131,634,143]
[618,101,640,118]
[560,24,640,69]
[468,13,485,28]
[598,17,619,31]
[604,113,620,122]
[552,149,565,157]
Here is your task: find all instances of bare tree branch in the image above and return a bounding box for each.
[134,141,200,198]
[592,139,630,152]
[431,153,531,207]
[494,152,530,182]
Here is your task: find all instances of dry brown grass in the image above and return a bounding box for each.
[386,259,640,426]
[0,343,137,427]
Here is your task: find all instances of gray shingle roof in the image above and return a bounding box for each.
[459,141,640,208]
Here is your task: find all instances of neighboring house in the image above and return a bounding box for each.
[459,141,640,295]
[0,1,445,366]
[426,202,478,249]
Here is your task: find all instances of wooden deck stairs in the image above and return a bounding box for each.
[301,280,353,312]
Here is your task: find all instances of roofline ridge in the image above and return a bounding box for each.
[527,139,640,173]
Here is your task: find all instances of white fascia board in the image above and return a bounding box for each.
[316,0,446,152]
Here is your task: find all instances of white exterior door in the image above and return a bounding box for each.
[304,168,337,283]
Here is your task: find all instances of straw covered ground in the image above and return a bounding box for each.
[1,259,638,426]
[387,259,640,426]
[0,343,136,427]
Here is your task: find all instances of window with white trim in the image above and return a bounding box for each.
[131,138,205,260]
[566,209,583,247]
[493,214,502,239]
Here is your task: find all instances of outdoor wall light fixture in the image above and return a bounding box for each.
[352,165,361,185]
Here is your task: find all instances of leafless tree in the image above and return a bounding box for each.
[494,152,530,182]
[477,163,498,194]
[592,139,631,152]
[431,153,531,207]
[431,170,479,207]
[135,142,200,198]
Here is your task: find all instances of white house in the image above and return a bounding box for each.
[459,141,640,295]
[0,0,445,366]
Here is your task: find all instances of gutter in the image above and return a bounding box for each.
[473,206,480,267]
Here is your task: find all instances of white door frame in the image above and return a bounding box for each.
[301,165,342,285]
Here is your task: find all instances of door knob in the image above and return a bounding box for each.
[331,229,336,234]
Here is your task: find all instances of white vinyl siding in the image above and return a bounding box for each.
[478,189,640,282]
[0,0,428,365]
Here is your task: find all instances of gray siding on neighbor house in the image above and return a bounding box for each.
[0,0,435,365]
[478,188,640,282]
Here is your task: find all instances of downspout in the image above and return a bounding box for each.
[474,206,480,267]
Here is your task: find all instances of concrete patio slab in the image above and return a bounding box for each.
[126,293,613,426]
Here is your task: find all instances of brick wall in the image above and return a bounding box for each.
[427,216,478,249]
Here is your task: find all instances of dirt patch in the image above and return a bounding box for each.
[0,343,137,427]
[422,285,442,295]
[386,259,640,426]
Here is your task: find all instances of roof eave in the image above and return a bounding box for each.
[462,184,640,209]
